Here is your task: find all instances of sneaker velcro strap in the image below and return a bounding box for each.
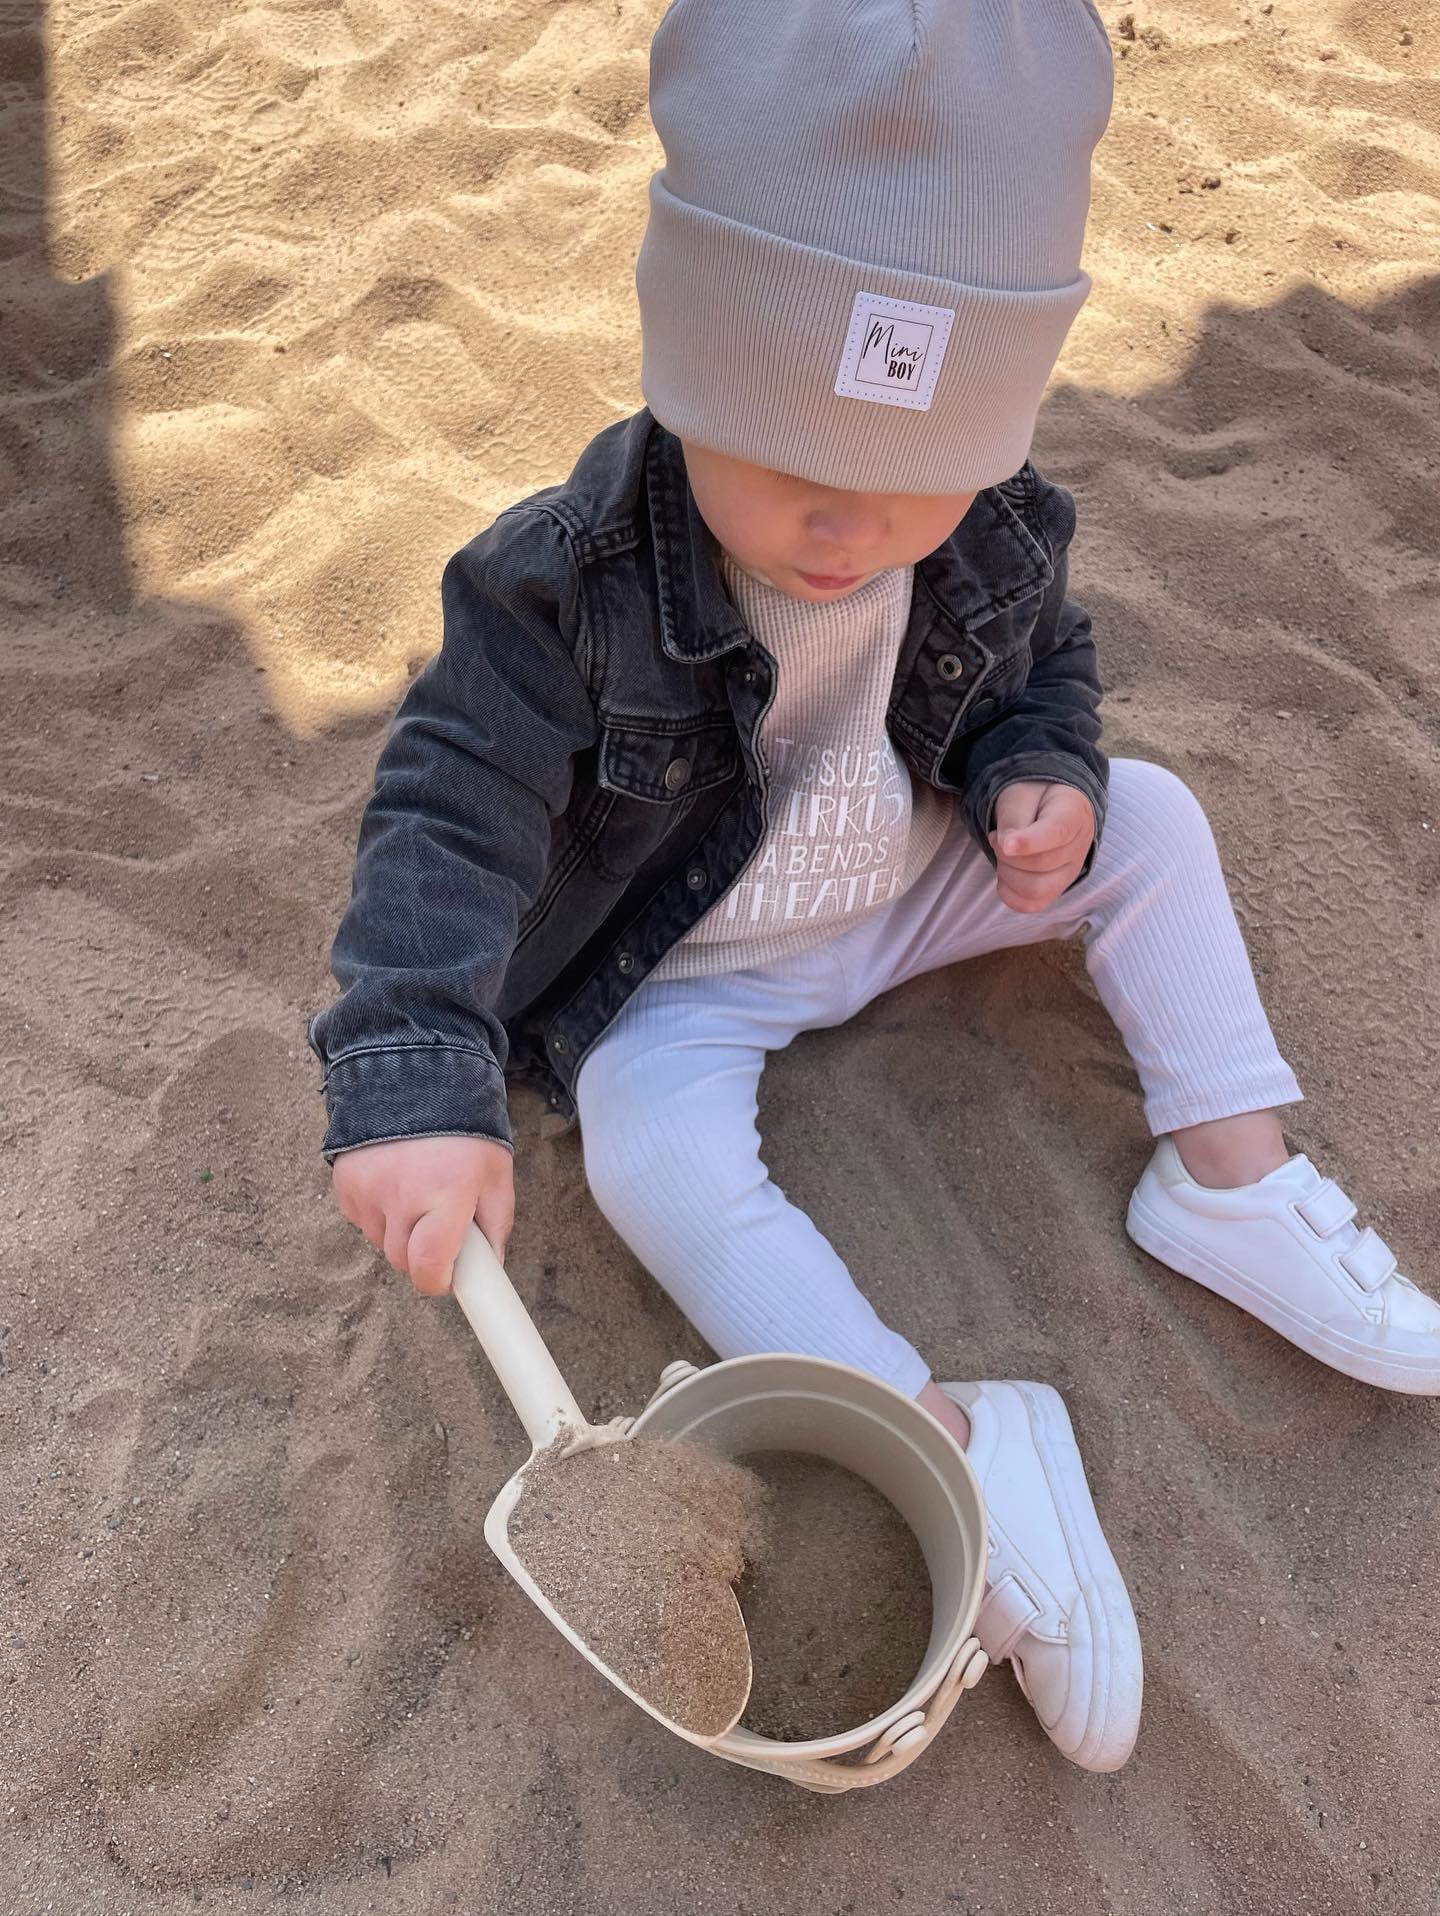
[1338,1228,1397,1294]
[976,1573,1045,1664]
[1294,1181,1357,1238]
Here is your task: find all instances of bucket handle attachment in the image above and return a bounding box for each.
[754,1637,989,1793]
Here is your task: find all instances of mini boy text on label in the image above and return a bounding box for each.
[834,290,955,413]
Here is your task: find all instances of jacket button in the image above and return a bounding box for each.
[686,868,708,891]
[616,951,635,974]
[664,757,692,792]
[937,653,963,681]
[550,1033,569,1055]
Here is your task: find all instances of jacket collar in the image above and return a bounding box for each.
[645,420,752,663]
[643,412,1054,665]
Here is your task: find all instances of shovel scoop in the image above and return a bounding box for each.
[450,1223,754,1744]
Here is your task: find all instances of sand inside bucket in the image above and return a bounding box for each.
[735,1450,932,1742]
[509,1434,770,1735]
[510,1433,932,1746]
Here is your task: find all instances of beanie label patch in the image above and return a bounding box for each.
[834,290,955,413]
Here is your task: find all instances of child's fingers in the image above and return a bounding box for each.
[475,1185,516,1266]
[384,1205,426,1279]
[994,832,1086,874]
[991,782,1046,841]
[1000,862,1065,900]
[1033,784,1095,841]
[355,1209,386,1256]
[990,811,1074,861]
[992,786,1094,864]
[336,1181,386,1254]
[407,1199,474,1297]
[332,1162,382,1243]
[996,864,1072,913]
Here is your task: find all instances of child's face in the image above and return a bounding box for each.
[681,440,977,603]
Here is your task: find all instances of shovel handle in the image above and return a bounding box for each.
[451,1223,587,1451]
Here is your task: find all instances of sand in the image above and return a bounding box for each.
[735,1453,932,1745]
[2,0,1438,1908]
[509,1435,767,1737]
[510,1439,930,1744]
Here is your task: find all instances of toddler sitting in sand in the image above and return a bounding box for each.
[311,0,1437,1774]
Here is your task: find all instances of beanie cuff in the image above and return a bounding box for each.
[636,177,1089,495]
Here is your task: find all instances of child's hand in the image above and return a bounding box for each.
[989,780,1096,914]
[331,1135,515,1296]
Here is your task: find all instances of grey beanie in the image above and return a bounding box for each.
[635,0,1114,494]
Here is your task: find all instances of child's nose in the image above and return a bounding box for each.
[806,503,886,553]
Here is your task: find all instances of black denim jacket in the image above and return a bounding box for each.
[309,407,1107,1157]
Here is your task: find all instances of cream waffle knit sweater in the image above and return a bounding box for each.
[652,551,954,982]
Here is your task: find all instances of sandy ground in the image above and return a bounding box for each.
[3,0,1438,1908]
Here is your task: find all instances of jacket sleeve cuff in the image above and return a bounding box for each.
[318,1044,513,1162]
[963,753,1110,883]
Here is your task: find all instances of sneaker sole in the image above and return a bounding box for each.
[1010,1381,1143,1773]
[1127,1186,1440,1396]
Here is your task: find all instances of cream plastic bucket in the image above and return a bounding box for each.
[630,1353,989,1791]
[452,1225,989,1791]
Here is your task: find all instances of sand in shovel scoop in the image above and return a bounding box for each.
[510,1435,771,1736]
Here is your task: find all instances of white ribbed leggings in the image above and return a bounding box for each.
[574,759,1302,1397]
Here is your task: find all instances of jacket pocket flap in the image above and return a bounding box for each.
[598,720,739,803]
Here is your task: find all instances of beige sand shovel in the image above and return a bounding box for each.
[449,1222,754,1747]
[452,1221,992,1790]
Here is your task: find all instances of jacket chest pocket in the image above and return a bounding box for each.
[965,645,1032,722]
[934,605,1036,731]
[598,717,739,802]
[590,717,741,879]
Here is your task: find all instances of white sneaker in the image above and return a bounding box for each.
[940,1379,1142,1773]
[1128,1139,1440,1395]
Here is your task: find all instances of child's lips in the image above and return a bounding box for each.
[797,569,861,587]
